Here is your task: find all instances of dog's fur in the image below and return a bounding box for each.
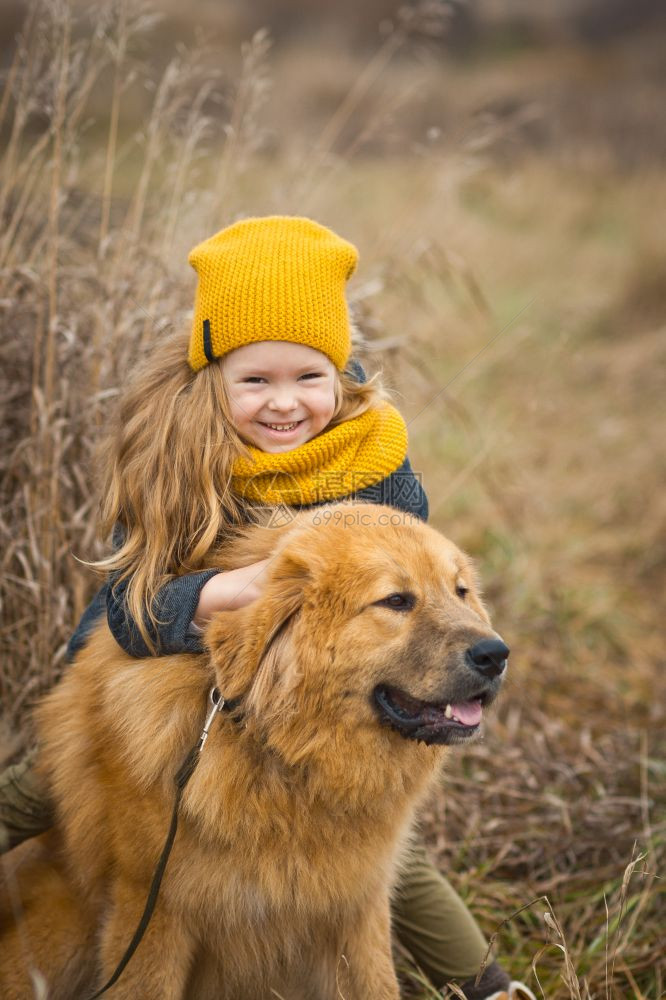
[0,503,506,1000]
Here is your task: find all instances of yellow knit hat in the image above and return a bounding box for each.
[187,216,358,372]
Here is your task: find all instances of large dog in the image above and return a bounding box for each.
[0,503,508,1000]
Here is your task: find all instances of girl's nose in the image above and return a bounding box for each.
[267,386,298,412]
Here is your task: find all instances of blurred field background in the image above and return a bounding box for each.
[0,0,664,996]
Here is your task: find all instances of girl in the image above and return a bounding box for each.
[0,216,533,1000]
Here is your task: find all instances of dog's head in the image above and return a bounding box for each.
[206,503,508,763]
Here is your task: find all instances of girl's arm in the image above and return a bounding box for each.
[103,518,253,657]
[106,560,271,658]
[67,562,269,662]
[105,568,221,658]
[191,560,270,629]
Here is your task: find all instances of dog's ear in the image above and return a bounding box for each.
[206,549,310,701]
[260,548,310,645]
[245,550,311,718]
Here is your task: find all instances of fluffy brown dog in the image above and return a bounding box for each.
[0,503,509,1000]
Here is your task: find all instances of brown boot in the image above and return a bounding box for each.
[455,961,511,999]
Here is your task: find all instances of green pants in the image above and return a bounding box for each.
[392,841,488,986]
[0,748,53,852]
[0,755,488,990]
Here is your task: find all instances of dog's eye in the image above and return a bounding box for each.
[375,593,415,611]
[455,584,469,600]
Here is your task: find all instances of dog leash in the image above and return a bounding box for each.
[87,686,236,999]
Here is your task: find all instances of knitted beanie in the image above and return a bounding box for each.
[187,216,359,372]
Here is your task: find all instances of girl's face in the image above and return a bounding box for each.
[222,341,337,453]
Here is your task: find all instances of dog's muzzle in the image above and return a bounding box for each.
[373,638,509,746]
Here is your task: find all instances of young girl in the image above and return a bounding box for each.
[0,216,533,1000]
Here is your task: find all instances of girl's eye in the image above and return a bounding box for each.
[241,374,322,383]
[374,592,416,611]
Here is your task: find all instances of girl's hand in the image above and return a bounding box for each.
[192,559,271,628]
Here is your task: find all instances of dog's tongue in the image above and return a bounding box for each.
[450,700,483,727]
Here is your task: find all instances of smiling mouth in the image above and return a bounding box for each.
[373,685,491,745]
[259,420,304,433]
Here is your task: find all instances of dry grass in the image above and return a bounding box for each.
[0,2,664,997]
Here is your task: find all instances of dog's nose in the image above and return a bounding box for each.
[465,638,509,679]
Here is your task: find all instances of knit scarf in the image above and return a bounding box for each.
[231,403,408,507]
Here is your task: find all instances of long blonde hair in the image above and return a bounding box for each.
[92,329,386,652]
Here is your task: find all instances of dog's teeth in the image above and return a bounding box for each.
[444,704,452,719]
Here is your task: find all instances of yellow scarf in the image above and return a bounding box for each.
[231,403,408,506]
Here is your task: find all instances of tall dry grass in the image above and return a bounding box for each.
[1,2,664,997]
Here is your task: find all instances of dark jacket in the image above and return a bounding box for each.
[67,362,428,660]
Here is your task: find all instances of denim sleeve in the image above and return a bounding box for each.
[353,456,429,522]
[66,566,220,661]
[106,568,221,658]
[66,583,108,662]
